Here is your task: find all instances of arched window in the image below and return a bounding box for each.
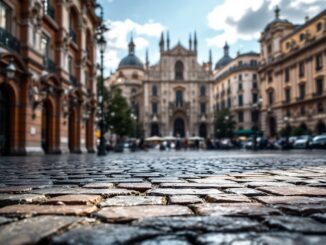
[175,61,184,80]
[175,90,183,107]
[151,123,160,136]
[200,86,206,97]
[152,85,157,96]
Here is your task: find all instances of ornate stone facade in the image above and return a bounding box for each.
[0,0,98,155]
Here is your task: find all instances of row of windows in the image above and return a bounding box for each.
[151,102,207,114]
[285,103,324,118]
[269,53,324,83]
[151,86,207,97]
[268,78,324,105]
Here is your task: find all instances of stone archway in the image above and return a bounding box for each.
[268,116,277,137]
[199,123,207,139]
[68,100,81,153]
[150,123,160,136]
[174,118,185,138]
[41,99,56,154]
[316,121,326,134]
[0,85,10,155]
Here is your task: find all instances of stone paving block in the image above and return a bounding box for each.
[149,178,187,184]
[188,178,238,184]
[0,194,47,206]
[159,182,241,188]
[225,188,266,196]
[196,232,326,245]
[31,187,139,197]
[100,196,165,207]
[169,195,203,204]
[82,183,114,189]
[51,223,161,245]
[0,216,81,245]
[311,213,326,223]
[136,216,267,232]
[265,216,326,233]
[0,204,97,216]
[117,183,152,191]
[193,203,280,217]
[273,203,326,215]
[254,196,326,205]
[148,188,223,196]
[245,181,295,188]
[45,195,102,205]
[206,194,252,203]
[257,186,326,196]
[0,186,33,194]
[0,216,15,225]
[96,205,193,221]
[103,178,144,183]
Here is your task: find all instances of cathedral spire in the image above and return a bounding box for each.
[128,34,135,55]
[209,49,212,64]
[223,42,229,56]
[159,32,165,53]
[189,34,192,51]
[145,49,149,68]
[166,31,170,50]
[194,31,197,54]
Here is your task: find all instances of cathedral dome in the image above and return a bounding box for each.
[215,42,232,69]
[264,6,292,32]
[118,37,144,70]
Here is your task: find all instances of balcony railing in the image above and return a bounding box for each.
[0,27,20,52]
[45,3,55,20]
[69,74,78,86]
[69,29,77,43]
[43,57,56,73]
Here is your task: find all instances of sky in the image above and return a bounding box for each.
[97,0,325,74]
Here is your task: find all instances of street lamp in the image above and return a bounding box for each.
[96,3,108,156]
[6,59,16,79]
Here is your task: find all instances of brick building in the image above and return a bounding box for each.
[0,0,98,155]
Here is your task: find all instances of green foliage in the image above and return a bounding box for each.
[279,125,292,137]
[103,87,135,137]
[214,109,236,138]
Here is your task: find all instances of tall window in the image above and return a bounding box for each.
[176,90,183,107]
[316,78,323,96]
[253,74,257,81]
[299,83,305,100]
[41,34,50,56]
[227,98,231,108]
[285,88,291,103]
[299,62,305,78]
[317,22,322,32]
[238,111,244,123]
[238,95,243,107]
[152,102,158,114]
[175,61,184,80]
[238,82,243,91]
[316,54,323,71]
[285,68,290,82]
[200,86,206,97]
[0,1,11,31]
[152,85,158,96]
[200,103,206,114]
[268,71,273,83]
[252,93,258,104]
[317,103,324,113]
[268,91,273,105]
[238,74,242,81]
[68,55,73,74]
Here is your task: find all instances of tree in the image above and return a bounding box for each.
[214,109,236,138]
[104,87,134,138]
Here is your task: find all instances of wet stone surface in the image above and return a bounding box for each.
[0,151,325,244]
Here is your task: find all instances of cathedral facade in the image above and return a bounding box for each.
[107,33,215,139]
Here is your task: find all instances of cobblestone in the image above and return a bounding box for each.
[0,151,326,244]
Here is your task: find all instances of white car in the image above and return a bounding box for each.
[293,135,312,149]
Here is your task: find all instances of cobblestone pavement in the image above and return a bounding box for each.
[0,150,326,244]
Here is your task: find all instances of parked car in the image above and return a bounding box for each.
[293,135,312,149]
[311,135,326,149]
[219,139,234,150]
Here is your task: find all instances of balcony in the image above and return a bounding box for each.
[69,29,77,43]
[43,57,56,73]
[44,3,55,20]
[69,74,78,87]
[169,102,190,112]
[0,27,20,52]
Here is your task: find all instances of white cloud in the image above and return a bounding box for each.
[206,0,324,49]
[102,19,165,70]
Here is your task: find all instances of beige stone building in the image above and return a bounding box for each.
[259,7,326,137]
[106,33,215,138]
[214,43,260,132]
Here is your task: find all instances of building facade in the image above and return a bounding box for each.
[107,33,215,139]
[214,43,260,132]
[259,7,326,137]
[0,0,98,155]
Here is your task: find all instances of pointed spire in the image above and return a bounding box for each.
[275,5,280,19]
[159,32,165,53]
[194,31,197,54]
[189,34,192,50]
[128,34,135,55]
[223,42,229,56]
[209,49,212,64]
[166,31,170,50]
[145,49,149,67]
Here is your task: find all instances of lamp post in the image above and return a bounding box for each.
[252,97,262,151]
[6,59,16,80]
[96,3,108,156]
